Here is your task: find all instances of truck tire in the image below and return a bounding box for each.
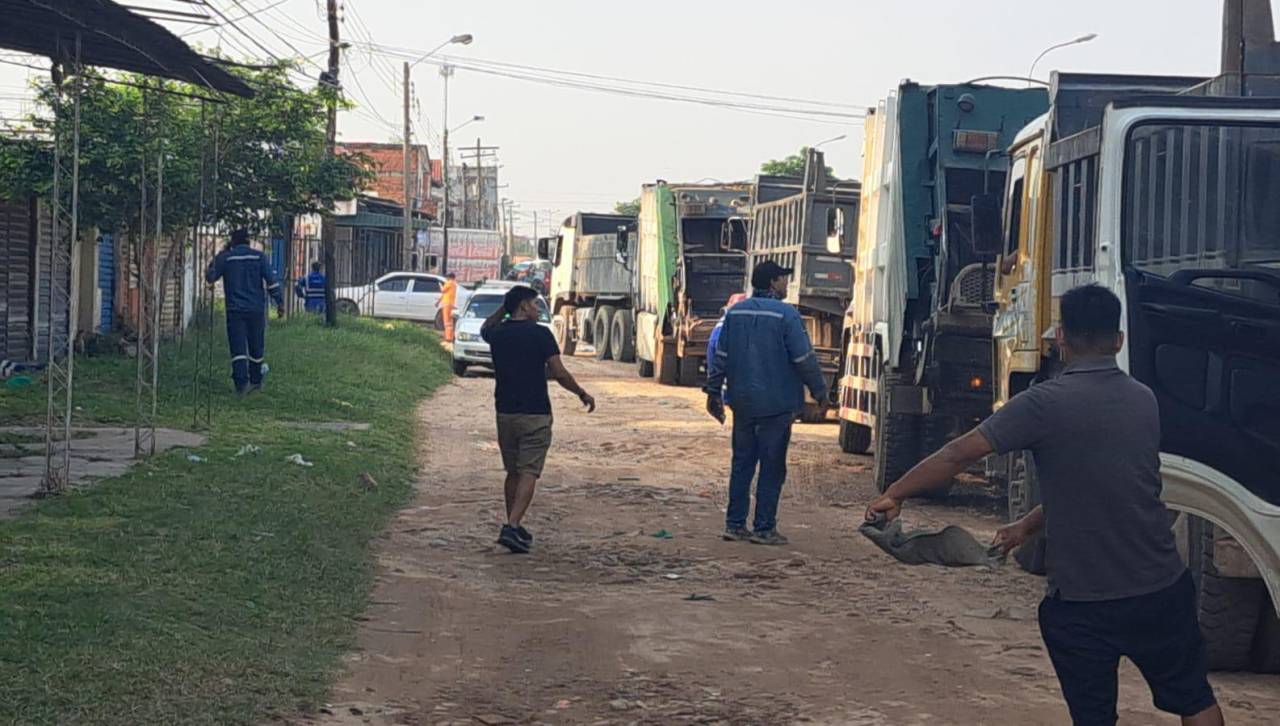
[1008,451,1047,575]
[1252,602,1280,673]
[593,306,616,360]
[839,419,872,454]
[637,356,655,378]
[677,355,701,387]
[611,309,636,363]
[554,308,577,356]
[872,368,921,494]
[655,337,679,386]
[1191,517,1267,671]
[915,414,955,498]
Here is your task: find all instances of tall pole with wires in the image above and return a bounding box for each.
[441,64,452,275]
[322,0,340,326]
[402,61,413,269]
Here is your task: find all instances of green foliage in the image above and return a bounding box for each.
[0,63,373,236]
[0,316,452,725]
[614,197,640,216]
[760,146,835,178]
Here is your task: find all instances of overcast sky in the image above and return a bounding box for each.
[0,1,1237,235]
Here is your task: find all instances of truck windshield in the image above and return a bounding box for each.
[1123,121,1280,301]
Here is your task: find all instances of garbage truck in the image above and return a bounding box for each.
[626,182,752,385]
[837,81,1048,494]
[538,212,637,361]
[747,149,860,421]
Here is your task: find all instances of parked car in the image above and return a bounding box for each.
[334,272,472,327]
[452,284,552,376]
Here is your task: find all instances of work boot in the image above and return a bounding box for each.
[498,524,530,554]
[722,526,752,542]
[234,382,250,397]
[749,530,789,546]
[247,382,264,394]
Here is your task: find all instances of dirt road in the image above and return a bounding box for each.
[302,356,1279,725]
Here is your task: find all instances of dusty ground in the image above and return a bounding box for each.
[299,356,1280,725]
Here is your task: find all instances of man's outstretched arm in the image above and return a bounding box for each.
[546,355,595,412]
[865,428,994,522]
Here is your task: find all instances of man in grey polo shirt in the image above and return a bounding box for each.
[865,284,1222,726]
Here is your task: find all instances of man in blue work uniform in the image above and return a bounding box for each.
[703,261,828,545]
[205,228,285,395]
[294,261,326,314]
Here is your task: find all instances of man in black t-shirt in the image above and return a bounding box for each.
[481,285,595,553]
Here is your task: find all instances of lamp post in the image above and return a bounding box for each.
[1028,33,1098,82]
[441,111,484,274]
[404,34,471,270]
[813,133,847,148]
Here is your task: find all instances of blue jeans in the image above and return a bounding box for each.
[726,410,794,533]
[226,309,266,387]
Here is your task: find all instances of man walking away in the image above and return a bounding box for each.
[481,285,595,554]
[704,261,828,545]
[205,228,285,395]
[440,271,459,343]
[865,284,1221,726]
[295,261,326,314]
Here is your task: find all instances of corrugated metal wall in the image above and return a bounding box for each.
[33,201,69,363]
[98,233,114,333]
[0,197,34,361]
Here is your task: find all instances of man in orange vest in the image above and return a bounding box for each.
[439,272,458,343]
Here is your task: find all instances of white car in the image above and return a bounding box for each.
[334,272,472,326]
[452,285,552,376]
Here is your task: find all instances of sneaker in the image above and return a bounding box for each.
[514,525,533,544]
[498,524,530,554]
[722,526,752,542]
[749,530,789,546]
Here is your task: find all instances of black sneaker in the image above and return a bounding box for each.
[514,525,533,544]
[498,524,530,554]
[722,526,752,542]
[749,530,789,546]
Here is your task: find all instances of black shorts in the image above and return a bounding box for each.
[1038,570,1216,725]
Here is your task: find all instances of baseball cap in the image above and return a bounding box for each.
[751,260,794,290]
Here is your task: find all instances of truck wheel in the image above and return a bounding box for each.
[1008,451,1046,575]
[1252,601,1280,673]
[916,414,955,498]
[452,360,468,377]
[554,308,577,356]
[655,337,679,386]
[677,356,701,386]
[872,367,921,494]
[838,419,872,455]
[593,306,616,360]
[1191,517,1267,671]
[611,309,636,363]
[637,356,655,378]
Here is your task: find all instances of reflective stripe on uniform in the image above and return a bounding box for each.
[727,309,785,319]
[231,355,249,363]
[225,255,260,262]
[248,356,264,363]
[792,352,814,363]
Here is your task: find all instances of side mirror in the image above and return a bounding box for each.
[536,237,549,260]
[970,193,1003,255]
[615,226,629,260]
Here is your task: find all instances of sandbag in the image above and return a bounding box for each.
[859,515,1005,568]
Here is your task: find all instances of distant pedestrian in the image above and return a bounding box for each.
[294,261,326,314]
[205,228,285,395]
[481,285,595,554]
[703,261,828,545]
[439,272,458,342]
[865,284,1222,726]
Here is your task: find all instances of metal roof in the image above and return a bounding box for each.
[0,0,255,97]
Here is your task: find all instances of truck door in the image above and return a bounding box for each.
[1121,120,1280,506]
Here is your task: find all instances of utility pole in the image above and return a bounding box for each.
[460,161,469,229]
[402,61,413,270]
[440,64,452,274]
[322,0,340,326]
[474,137,482,228]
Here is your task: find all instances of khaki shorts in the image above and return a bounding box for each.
[496,413,553,478]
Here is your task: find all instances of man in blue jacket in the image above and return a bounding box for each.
[294,261,327,314]
[703,261,828,545]
[205,229,285,395]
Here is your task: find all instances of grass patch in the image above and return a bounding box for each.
[0,315,452,725]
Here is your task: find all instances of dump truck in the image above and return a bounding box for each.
[837,82,1049,493]
[538,212,637,361]
[981,0,1280,672]
[747,149,860,421]
[626,182,751,385]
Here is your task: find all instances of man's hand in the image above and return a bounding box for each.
[992,507,1044,555]
[706,395,726,424]
[579,391,596,413]
[864,492,903,524]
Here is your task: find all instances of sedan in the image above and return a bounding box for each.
[452,287,552,376]
[334,272,472,327]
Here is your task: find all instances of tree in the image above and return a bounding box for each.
[760,146,835,178]
[614,197,640,216]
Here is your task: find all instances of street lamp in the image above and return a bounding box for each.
[404,33,472,270]
[813,134,847,148]
[1028,33,1098,82]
